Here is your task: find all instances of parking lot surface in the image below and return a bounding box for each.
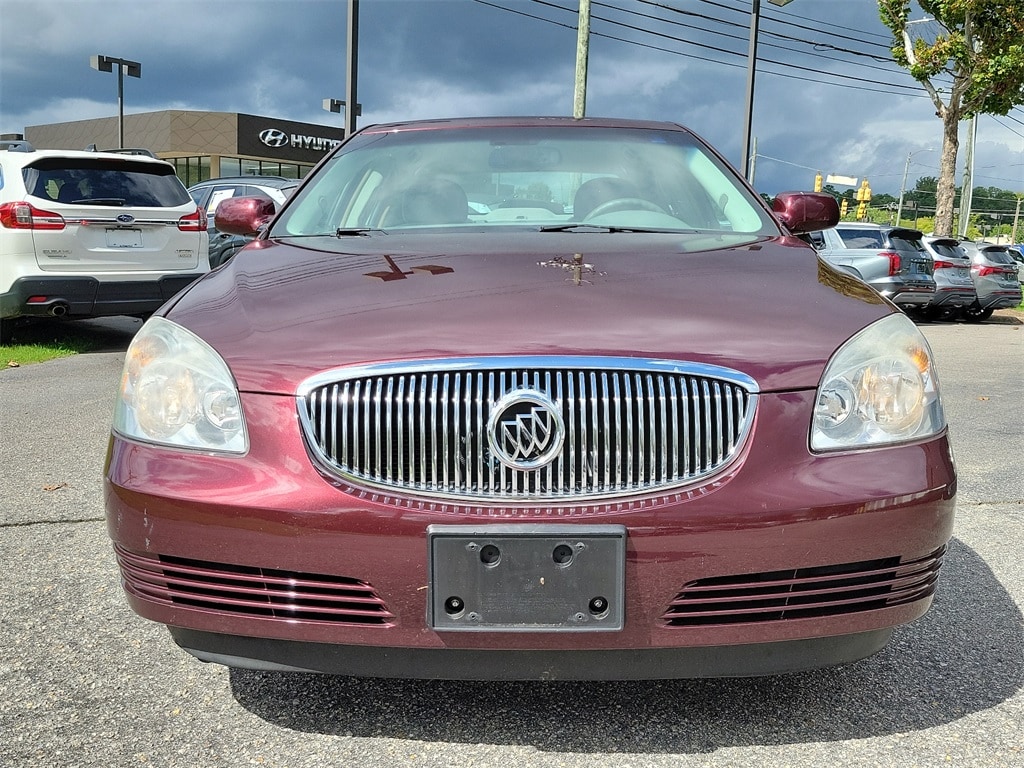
[1,316,1021,767]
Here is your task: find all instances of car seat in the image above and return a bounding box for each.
[399,179,469,226]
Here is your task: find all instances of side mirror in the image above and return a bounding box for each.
[215,196,277,237]
[772,192,839,234]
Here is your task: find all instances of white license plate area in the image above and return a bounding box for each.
[428,524,626,632]
[105,228,143,248]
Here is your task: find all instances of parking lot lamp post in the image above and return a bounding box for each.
[741,0,794,183]
[323,99,362,134]
[90,55,141,149]
[896,148,935,226]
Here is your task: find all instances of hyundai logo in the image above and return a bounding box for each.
[116,214,135,224]
[487,389,565,470]
[259,128,290,148]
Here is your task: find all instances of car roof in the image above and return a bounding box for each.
[189,175,295,188]
[837,222,924,236]
[355,115,690,135]
[0,145,172,167]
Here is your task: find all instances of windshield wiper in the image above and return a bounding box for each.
[537,223,690,234]
[73,198,127,206]
[335,227,386,237]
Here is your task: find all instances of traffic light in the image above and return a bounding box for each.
[855,179,871,220]
[814,173,823,192]
[840,199,849,217]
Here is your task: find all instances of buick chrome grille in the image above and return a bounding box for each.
[297,357,757,501]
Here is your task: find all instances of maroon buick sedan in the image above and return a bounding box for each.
[105,117,956,679]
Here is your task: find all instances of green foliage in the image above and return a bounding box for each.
[878,1,1024,236]
[880,0,1024,118]
[0,321,103,365]
[516,182,554,202]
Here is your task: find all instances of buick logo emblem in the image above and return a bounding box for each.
[116,214,135,224]
[259,128,290,148]
[487,389,564,470]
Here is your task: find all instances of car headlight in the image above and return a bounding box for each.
[811,313,945,451]
[113,316,248,454]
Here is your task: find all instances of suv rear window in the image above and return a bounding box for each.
[980,248,1014,265]
[929,241,963,260]
[836,229,885,249]
[23,158,190,208]
[889,233,926,254]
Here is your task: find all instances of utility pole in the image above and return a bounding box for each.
[345,0,360,138]
[573,0,591,118]
[1011,197,1022,245]
[748,137,757,186]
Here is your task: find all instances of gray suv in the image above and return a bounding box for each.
[956,241,1023,322]
[920,236,977,319]
[814,223,935,310]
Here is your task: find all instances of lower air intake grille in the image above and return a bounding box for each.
[662,547,946,627]
[115,545,394,626]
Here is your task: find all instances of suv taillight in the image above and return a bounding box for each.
[177,207,207,232]
[976,265,1014,277]
[933,260,955,270]
[879,250,901,276]
[0,201,66,230]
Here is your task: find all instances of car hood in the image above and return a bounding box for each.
[166,233,890,394]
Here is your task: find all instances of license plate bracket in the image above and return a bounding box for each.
[105,228,143,248]
[427,524,626,632]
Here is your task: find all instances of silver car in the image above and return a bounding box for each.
[815,223,936,311]
[919,236,977,319]
[956,241,1023,322]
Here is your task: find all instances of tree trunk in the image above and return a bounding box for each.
[933,111,961,237]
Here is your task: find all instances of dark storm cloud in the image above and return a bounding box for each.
[1,0,1020,196]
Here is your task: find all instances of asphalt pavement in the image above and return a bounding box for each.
[1,315,1021,768]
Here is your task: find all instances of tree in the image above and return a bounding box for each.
[879,1,1024,236]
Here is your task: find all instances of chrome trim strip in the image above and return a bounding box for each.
[296,356,760,396]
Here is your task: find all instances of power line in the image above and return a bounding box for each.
[475,0,930,97]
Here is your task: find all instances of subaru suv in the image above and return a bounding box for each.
[0,140,209,343]
[815,223,935,311]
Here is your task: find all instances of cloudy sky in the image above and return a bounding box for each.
[2,0,1022,199]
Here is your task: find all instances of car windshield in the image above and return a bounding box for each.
[273,125,775,237]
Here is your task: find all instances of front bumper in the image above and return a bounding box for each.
[105,388,957,679]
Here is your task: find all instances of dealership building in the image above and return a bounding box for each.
[21,109,346,186]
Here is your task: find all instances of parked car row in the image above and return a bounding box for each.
[804,222,1021,323]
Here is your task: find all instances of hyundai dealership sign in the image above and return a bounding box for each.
[238,114,345,162]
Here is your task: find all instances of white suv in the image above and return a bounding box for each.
[0,140,209,343]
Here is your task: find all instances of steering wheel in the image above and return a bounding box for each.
[583,197,667,220]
